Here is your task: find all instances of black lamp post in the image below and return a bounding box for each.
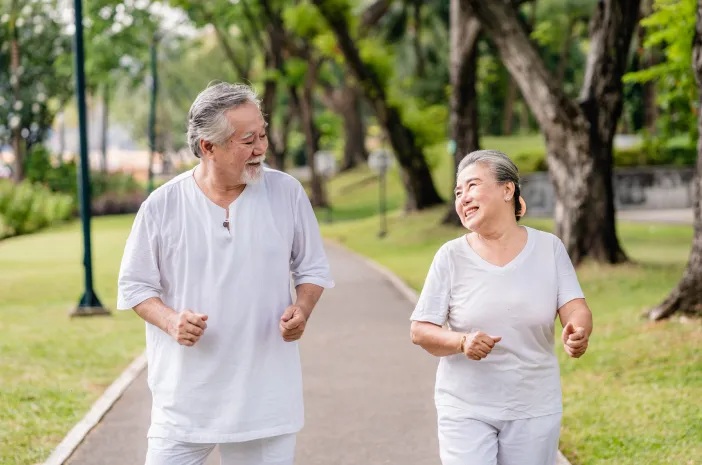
[71,0,108,316]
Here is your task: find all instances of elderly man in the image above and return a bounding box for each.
[117,82,334,465]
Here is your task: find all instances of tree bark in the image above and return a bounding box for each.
[100,84,109,173]
[648,0,702,320]
[503,78,517,135]
[639,0,658,133]
[312,0,443,211]
[321,83,368,171]
[9,0,23,182]
[293,63,328,208]
[464,0,638,264]
[444,0,481,225]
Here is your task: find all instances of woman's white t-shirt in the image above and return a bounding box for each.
[410,227,584,420]
[117,167,334,443]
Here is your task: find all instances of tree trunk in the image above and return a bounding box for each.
[555,19,574,86]
[464,0,638,264]
[321,84,368,171]
[261,52,287,171]
[444,0,481,225]
[639,0,658,133]
[9,1,23,182]
[100,84,109,173]
[648,0,702,320]
[294,63,328,208]
[503,78,517,135]
[412,0,426,78]
[312,0,443,211]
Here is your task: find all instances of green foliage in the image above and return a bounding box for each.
[0,0,73,150]
[624,0,698,138]
[283,2,325,39]
[283,57,309,87]
[358,38,394,88]
[0,180,73,239]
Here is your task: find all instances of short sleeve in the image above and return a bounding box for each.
[116,200,163,310]
[554,238,585,309]
[290,184,335,289]
[410,245,451,326]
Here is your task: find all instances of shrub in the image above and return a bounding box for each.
[0,180,73,240]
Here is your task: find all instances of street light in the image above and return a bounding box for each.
[368,148,394,238]
[314,151,336,223]
[70,0,108,316]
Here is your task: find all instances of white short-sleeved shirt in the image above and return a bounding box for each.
[410,227,584,420]
[117,167,334,443]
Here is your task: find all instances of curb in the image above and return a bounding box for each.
[42,352,147,465]
[325,239,574,465]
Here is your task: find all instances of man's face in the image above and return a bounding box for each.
[210,103,268,184]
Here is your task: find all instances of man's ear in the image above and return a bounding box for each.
[200,139,214,157]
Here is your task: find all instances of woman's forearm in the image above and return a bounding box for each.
[410,321,464,357]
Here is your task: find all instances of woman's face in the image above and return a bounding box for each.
[454,163,514,231]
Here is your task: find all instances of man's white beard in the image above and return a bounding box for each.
[240,156,266,184]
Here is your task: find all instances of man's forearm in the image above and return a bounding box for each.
[133,297,177,334]
[294,283,324,318]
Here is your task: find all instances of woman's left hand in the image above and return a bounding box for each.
[562,322,588,358]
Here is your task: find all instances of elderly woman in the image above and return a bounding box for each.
[410,150,592,465]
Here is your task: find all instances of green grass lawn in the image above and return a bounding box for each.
[321,207,701,465]
[0,215,144,465]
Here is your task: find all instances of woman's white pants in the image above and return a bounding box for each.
[438,408,562,465]
[145,434,296,465]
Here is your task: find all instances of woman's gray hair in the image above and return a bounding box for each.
[457,149,523,220]
[187,82,261,158]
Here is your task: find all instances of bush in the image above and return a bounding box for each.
[512,143,697,172]
[0,180,73,240]
[22,145,146,216]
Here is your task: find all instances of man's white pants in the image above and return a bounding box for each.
[145,434,296,465]
[438,408,562,465]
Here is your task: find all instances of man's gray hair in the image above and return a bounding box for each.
[187,82,261,158]
[457,149,524,219]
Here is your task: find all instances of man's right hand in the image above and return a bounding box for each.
[167,310,208,346]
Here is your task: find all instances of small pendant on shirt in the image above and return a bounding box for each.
[223,219,229,229]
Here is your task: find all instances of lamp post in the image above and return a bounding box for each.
[314,151,337,223]
[71,0,108,316]
[368,148,394,238]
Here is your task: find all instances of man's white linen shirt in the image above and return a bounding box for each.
[410,227,584,420]
[117,167,334,443]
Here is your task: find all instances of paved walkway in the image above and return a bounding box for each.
[65,243,441,465]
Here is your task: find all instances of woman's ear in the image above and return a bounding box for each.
[503,182,516,201]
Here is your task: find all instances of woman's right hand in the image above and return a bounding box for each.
[461,331,502,360]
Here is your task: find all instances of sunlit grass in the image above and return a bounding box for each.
[0,216,144,465]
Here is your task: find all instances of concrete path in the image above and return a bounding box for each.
[65,242,441,465]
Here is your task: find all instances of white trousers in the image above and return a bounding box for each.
[145,434,296,465]
[438,408,562,465]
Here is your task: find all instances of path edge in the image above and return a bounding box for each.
[324,239,573,465]
[42,352,148,465]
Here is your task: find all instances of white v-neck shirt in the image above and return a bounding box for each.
[411,227,584,420]
[117,167,334,443]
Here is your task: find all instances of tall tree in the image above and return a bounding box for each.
[311,0,443,211]
[645,0,701,320]
[444,0,481,225]
[464,0,640,264]
[0,0,73,181]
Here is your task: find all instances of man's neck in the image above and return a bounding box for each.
[194,162,246,208]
